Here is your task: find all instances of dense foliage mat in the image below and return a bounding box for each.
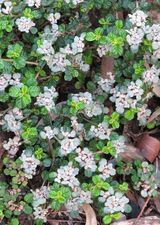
[0,0,160,224]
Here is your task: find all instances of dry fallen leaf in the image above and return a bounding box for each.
[147,107,160,123]
[81,204,97,225]
[119,144,144,161]
[136,134,160,162]
[111,216,160,225]
[153,85,160,97]
[47,219,59,225]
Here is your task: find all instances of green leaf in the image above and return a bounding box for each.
[29,86,40,97]
[124,109,138,121]
[24,193,33,203]
[21,127,38,140]
[13,57,26,69]
[103,215,112,224]
[115,20,123,29]
[7,44,23,59]
[15,95,31,108]
[124,204,132,213]
[0,92,9,102]
[51,201,61,210]
[9,86,20,97]
[85,32,96,41]
[43,158,51,167]
[24,205,33,215]
[11,218,19,225]
[119,182,128,191]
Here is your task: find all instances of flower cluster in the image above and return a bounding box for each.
[33,206,48,222]
[112,136,126,156]
[127,9,160,59]
[98,159,116,180]
[1,108,23,133]
[55,163,79,188]
[35,86,58,111]
[104,192,129,214]
[142,66,160,85]
[0,1,12,14]
[40,126,59,140]
[71,92,105,117]
[16,17,35,33]
[26,0,41,8]
[64,0,84,5]
[137,105,151,125]
[32,186,49,207]
[110,79,144,113]
[133,161,158,198]
[19,151,40,179]
[98,72,115,93]
[3,136,21,158]
[75,147,97,172]
[0,73,21,91]
[65,187,92,212]
[37,18,89,74]
[97,44,112,57]
[90,122,112,140]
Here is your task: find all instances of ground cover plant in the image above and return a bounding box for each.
[0,0,160,224]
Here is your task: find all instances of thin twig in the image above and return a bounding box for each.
[2,58,38,66]
[133,195,151,225]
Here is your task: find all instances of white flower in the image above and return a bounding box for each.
[60,137,80,155]
[97,44,111,57]
[110,87,130,114]
[71,117,84,133]
[112,136,126,156]
[48,12,61,25]
[64,0,84,5]
[127,79,144,101]
[26,0,41,8]
[9,73,22,87]
[32,186,49,207]
[73,54,90,72]
[90,122,111,140]
[98,72,115,93]
[72,91,92,105]
[110,81,143,114]
[137,105,151,125]
[65,188,92,212]
[98,187,114,202]
[145,24,160,42]
[0,73,22,91]
[104,192,129,214]
[1,1,12,14]
[16,17,35,33]
[75,147,97,172]
[128,10,148,27]
[40,126,59,140]
[142,66,160,85]
[126,27,144,51]
[20,151,40,179]
[3,136,21,158]
[0,74,11,91]
[33,206,48,222]
[37,40,55,55]
[71,34,85,55]
[55,163,79,188]
[35,86,58,111]
[84,102,104,117]
[45,52,71,73]
[98,159,116,180]
[3,108,23,133]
